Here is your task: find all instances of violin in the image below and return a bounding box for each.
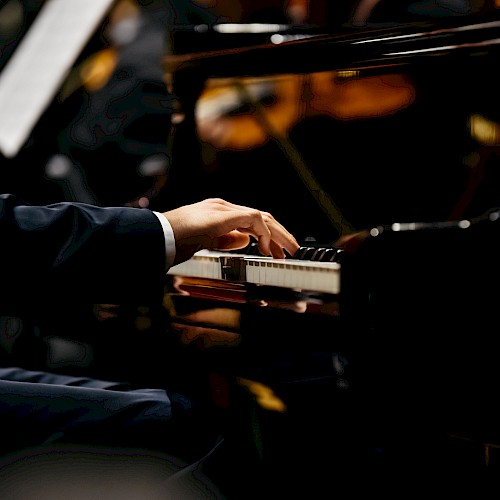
[194,70,416,151]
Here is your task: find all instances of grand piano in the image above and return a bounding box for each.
[157,3,500,493]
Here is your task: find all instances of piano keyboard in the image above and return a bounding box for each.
[167,249,341,294]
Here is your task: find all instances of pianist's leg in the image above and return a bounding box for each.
[0,366,226,498]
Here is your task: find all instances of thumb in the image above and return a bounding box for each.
[172,232,251,267]
[212,231,251,251]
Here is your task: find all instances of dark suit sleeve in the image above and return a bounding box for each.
[0,193,167,311]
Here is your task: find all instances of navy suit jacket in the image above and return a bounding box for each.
[0,193,167,317]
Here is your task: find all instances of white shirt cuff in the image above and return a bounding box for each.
[152,211,176,270]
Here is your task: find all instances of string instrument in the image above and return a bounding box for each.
[194,70,416,150]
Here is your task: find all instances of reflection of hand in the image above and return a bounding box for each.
[162,198,300,266]
[173,308,242,349]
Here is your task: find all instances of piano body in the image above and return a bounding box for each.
[159,6,500,490]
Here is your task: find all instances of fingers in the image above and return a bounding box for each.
[269,239,286,259]
[163,198,300,263]
[262,211,299,257]
[215,200,299,257]
[237,212,298,258]
[213,231,251,251]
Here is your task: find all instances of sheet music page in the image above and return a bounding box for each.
[0,0,115,158]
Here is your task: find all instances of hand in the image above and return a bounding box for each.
[162,198,300,266]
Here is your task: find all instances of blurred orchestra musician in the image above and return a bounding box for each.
[0,0,177,209]
[55,0,176,209]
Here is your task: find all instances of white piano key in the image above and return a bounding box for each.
[167,250,340,294]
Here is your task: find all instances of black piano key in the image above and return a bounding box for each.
[240,242,261,255]
[311,248,326,261]
[293,246,317,260]
[319,248,338,262]
[332,249,344,263]
[309,248,327,261]
[292,247,307,259]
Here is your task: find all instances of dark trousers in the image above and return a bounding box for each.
[0,366,226,499]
